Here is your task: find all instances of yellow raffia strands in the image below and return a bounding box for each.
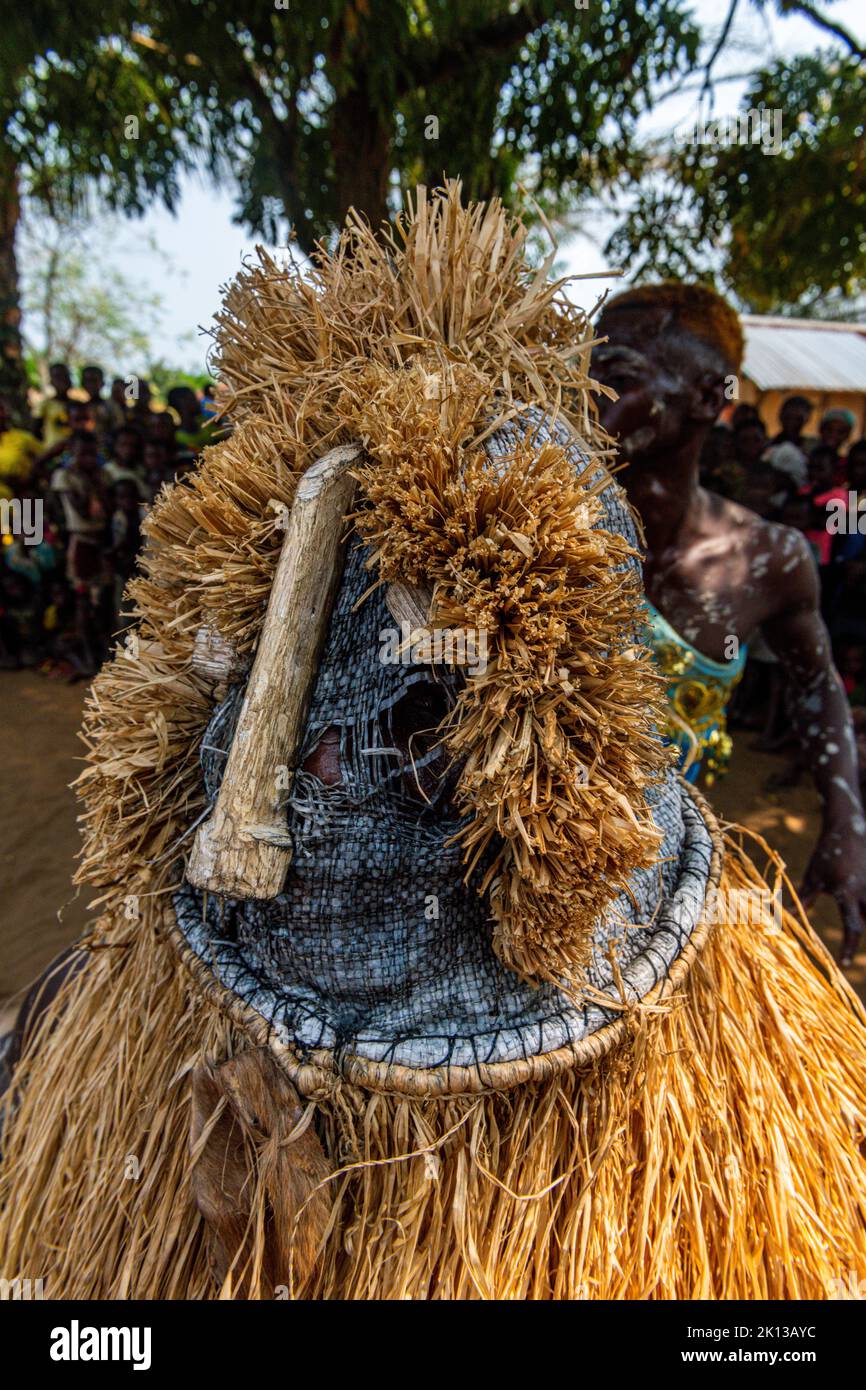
[349,362,667,983]
[67,178,666,987]
[1,830,864,1299]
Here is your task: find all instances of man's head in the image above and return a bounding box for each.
[731,402,760,431]
[593,283,744,465]
[779,394,812,438]
[49,363,72,398]
[807,444,836,493]
[112,479,139,513]
[820,409,854,453]
[71,429,100,475]
[847,439,866,491]
[81,365,104,400]
[733,419,767,464]
[149,411,177,450]
[67,400,93,432]
[167,385,198,425]
[112,425,143,465]
[144,439,169,485]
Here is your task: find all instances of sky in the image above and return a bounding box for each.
[21,0,862,373]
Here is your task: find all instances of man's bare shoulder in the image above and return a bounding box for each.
[702,489,813,570]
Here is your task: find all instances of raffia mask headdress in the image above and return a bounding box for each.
[135,183,720,1090]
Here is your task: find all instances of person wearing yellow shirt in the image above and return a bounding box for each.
[0,397,42,502]
[36,363,75,449]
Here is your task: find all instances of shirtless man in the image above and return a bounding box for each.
[592,283,866,966]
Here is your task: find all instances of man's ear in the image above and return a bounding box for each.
[690,370,728,424]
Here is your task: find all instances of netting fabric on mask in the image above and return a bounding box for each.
[173,411,714,1074]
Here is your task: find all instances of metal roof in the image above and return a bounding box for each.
[742,316,866,393]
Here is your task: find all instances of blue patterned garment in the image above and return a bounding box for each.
[645,602,747,785]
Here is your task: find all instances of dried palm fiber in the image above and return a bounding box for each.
[2,823,865,1299]
[75,181,666,988]
[1,181,865,1299]
[345,365,666,983]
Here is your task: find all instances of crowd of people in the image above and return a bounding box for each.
[700,396,866,738]
[0,365,224,677]
[2,364,865,733]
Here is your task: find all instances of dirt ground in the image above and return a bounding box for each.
[0,672,92,1020]
[710,741,865,1003]
[0,669,863,1025]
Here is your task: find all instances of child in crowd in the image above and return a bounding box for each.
[200,382,220,420]
[148,409,180,468]
[802,446,848,573]
[818,408,854,482]
[34,400,103,486]
[705,418,768,501]
[106,480,142,637]
[127,379,159,434]
[80,365,112,440]
[49,431,110,674]
[107,378,130,433]
[167,385,222,454]
[39,578,80,680]
[35,363,75,449]
[143,438,172,496]
[103,425,149,498]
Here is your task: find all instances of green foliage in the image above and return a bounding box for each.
[19,212,174,378]
[4,0,865,381]
[127,1,702,250]
[147,362,210,397]
[0,5,199,414]
[395,1,702,217]
[3,6,197,215]
[606,52,866,314]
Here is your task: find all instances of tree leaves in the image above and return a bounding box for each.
[607,51,866,314]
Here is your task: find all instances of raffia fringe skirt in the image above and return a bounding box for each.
[1,827,865,1300]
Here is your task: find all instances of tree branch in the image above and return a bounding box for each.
[131,26,318,253]
[778,2,865,59]
[397,3,545,97]
[702,0,741,100]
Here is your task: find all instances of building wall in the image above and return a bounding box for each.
[741,382,866,440]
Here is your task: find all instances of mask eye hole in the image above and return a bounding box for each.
[301,725,344,786]
[386,681,459,805]
[390,681,449,751]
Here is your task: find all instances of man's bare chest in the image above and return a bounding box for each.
[644,535,774,657]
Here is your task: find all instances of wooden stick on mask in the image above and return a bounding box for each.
[186,444,361,899]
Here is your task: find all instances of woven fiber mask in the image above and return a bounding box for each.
[173,407,716,1090]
